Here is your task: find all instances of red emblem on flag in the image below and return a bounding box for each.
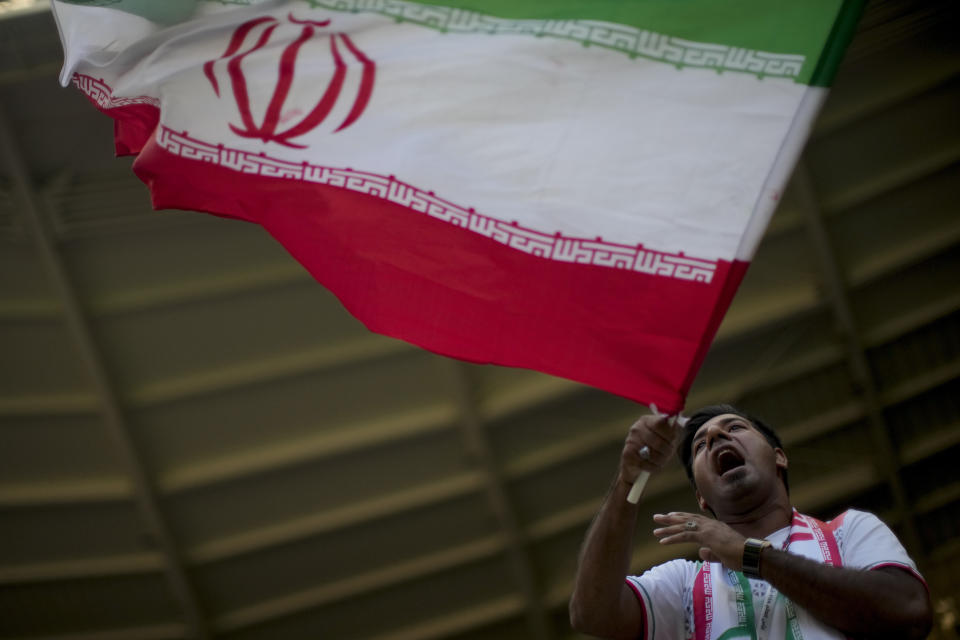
[203,13,375,148]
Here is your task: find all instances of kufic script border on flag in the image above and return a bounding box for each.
[156,128,721,283]
[305,0,806,79]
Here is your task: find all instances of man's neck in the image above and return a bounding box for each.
[717,499,793,539]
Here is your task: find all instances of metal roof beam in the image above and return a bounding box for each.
[0,0,49,20]
[0,104,210,640]
[795,160,923,558]
[3,348,957,515]
[7,415,958,603]
[213,535,508,633]
[0,62,61,86]
[448,360,556,640]
[4,625,187,640]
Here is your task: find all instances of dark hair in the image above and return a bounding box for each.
[678,404,789,494]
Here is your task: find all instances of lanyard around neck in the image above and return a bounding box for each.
[713,515,797,640]
[746,513,807,640]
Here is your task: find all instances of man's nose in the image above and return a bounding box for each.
[705,425,730,449]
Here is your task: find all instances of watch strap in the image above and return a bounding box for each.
[742,538,771,578]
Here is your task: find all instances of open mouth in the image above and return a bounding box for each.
[714,448,745,476]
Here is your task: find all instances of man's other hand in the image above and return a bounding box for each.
[652,512,748,569]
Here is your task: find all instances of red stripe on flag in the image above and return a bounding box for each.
[110,104,161,156]
[131,135,746,412]
[73,77,159,156]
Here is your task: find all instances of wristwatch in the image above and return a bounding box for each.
[742,538,772,579]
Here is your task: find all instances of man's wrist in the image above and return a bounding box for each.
[611,472,641,505]
[742,538,772,578]
[617,470,644,491]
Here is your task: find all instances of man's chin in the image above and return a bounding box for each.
[712,467,755,500]
[718,466,749,484]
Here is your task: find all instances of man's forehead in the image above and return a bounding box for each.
[692,413,753,441]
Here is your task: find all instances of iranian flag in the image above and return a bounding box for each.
[52,0,862,413]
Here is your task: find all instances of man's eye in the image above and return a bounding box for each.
[730,424,743,431]
[694,441,705,452]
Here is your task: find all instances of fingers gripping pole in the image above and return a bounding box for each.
[626,404,688,504]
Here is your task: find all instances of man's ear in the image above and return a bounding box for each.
[696,489,709,513]
[775,448,788,473]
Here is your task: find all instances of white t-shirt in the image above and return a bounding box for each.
[625,509,923,640]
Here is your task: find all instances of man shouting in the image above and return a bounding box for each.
[569,404,932,639]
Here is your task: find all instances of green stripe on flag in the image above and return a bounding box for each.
[308,0,848,84]
[808,0,867,86]
[389,0,841,66]
[54,0,203,23]
[307,0,810,81]
[56,0,859,85]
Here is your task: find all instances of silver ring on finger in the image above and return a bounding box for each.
[638,445,651,461]
[685,520,698,531]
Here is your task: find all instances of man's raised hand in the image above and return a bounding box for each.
[620,413,684,490]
